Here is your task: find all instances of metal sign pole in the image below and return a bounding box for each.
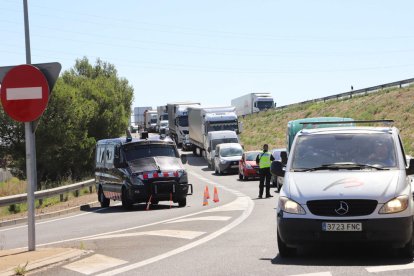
[23,0,36,251]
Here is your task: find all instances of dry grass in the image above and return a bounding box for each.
[0,178,26,197]
[240,85,414,154]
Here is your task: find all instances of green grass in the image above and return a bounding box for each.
[240,85,414,154]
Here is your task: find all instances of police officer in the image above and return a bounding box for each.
[256,144,274,198]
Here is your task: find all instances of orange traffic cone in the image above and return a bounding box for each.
[205,185,210,199]
[213,186,219,203]
[203,188,209,206]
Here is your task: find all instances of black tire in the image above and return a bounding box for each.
[151,199,159,205]
[193,148,197,156]
[277,230,296,258]
[98,187,110,208]
[400,236,414,259]
[121,188,133,210]
[178,198,187,207]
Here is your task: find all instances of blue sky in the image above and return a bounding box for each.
[1,0,413,110]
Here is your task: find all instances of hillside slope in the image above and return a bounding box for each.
[240,85,414,154]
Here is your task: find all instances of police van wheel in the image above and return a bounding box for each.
[277,230,296,258]
[121,188,133,210]
[178,198,187,207]
[98,187,110,208]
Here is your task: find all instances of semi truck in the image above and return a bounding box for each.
[144,110,158,132]
[231,92,275,116]
[188,106,241,168]
[156,105,169,133]
[134,106,152,129]
[167,102,200,146]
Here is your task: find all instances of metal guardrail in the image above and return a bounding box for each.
[0,179,95,207]
[275,77,414,110]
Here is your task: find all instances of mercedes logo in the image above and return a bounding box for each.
[334,201,349,215]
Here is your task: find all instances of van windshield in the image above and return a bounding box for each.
[220,147,243,157]
[291,133,397,170]
[122,144,178,161]
[212,138,239,150]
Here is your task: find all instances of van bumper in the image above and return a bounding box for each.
[277,216,413,248]
[130,183,192,202]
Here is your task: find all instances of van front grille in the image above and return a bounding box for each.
[307,199,378,217]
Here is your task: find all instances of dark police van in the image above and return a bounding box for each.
[95,134,192,209]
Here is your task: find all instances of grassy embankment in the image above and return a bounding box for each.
[240,85,414,155]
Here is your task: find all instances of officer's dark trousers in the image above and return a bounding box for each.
[259,167,271,197]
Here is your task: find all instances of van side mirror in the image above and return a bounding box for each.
[280,151,288,165]
[181,154,187,164]
[407,158,414,175]
[207,147,211,153]
[271,161,285,177]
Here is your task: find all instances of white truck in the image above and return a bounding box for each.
[144,110,158,132]
[231,92,275,116]
[167,102,200,146]
[156,105,169,133]
[188,106,241,168]
[134,106,152,130]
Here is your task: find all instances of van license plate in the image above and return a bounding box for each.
[322,222,362,232]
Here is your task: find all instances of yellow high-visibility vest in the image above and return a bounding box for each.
[259,152,271,168]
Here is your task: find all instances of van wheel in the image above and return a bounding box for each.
[277,230,296,258]
[178,198,187,207]
[98,187,110,208]
[121,188,133,210]
[400,236,414,259]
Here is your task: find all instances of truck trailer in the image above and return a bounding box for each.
[167,102,200,146]
[231,92,275,116]
[188,106,241,167]
[134,106,152,129]
[144,110,158,132]
[156,105,169,133]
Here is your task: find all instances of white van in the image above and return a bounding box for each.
[272,122,414,257]
[206,130,239,168]
[214,143,243,175]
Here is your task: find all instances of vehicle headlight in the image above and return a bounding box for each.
[245,163,252,169]
[131,176,144,186]
[220,159,227,164]
[278,197,306,215]
[379,195,409,214]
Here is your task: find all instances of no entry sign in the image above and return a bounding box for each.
[1,64,49,122]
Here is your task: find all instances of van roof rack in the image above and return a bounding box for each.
[300,119,394,127]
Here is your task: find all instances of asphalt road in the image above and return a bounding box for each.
[2,151,414,275]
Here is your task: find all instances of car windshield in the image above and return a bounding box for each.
[211,138,239,149]
[220,147,243,157]
[246,151,260,161]
[122,144,178,161]
[291,133,397,170]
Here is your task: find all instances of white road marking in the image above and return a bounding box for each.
[63,254,127,275]
[85,230,205,241]
[165,216,231,223]
[6,87,42,100]
[289,272,332,276]
[95,195,254,276]
[366,262,414,273]
[203,196,249,212]
[0,204,112,233]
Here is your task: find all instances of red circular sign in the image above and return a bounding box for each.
[1,65,49,122]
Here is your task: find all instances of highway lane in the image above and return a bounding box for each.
[5,151,414,275]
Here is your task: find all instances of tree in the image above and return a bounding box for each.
[0,57,134,187]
